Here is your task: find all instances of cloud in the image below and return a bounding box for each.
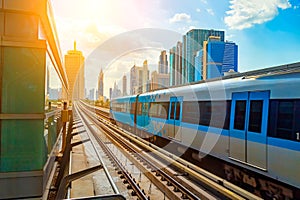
[196,8,201,13]
[206,8,215,16]
[169,13,191,23]
[224,0,292,30]
[200,0,208,4]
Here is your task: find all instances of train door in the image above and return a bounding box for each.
[229,91,269,170]
[168,97,182,141]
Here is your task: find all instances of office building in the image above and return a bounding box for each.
[175,41,183,85]
[169,47,176,86]
[151,71,170,91]
[195,36,238,81]
[194,50,203,81]
[123,75,127,96]
[130,60,149,94]
[183,29,224,83]
[65,41,85,100]
[158,50,168,74]
[98,68,104,100]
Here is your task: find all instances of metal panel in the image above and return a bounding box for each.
[246,91,269,169]
[229,92,248,162]
[229,91,269,170]
[168,97,182,141]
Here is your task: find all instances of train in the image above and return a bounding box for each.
[110,69,300,199]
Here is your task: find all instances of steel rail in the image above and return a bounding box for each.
[75,103,149,200]
[74,103,120,195]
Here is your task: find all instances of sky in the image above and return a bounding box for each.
[51,0,300,97]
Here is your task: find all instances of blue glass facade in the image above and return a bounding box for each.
[169,47,175,86]
[207,41,238,79]
[183,29,224,83]
[194,50,203,82]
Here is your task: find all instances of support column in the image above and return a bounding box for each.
[0,1,53,198]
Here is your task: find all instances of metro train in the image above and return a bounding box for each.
[110,69,300,199]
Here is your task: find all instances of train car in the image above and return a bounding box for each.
[110,71,300,199]
[110,95,138,130]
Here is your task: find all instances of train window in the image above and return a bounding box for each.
[234,100,246,130]
[142,103,149,116]
[248,100,263,133]
[130,102,136,114]
[182,101,199,124]
[268,100,300,141]
[137,102,142,115]
[199,101,211,126]
[210,101,231,129]
[160,102,169,119]
[170,102,175,120]
[175,102,181,120]
[149,102,158,117]
[149,102,169,119]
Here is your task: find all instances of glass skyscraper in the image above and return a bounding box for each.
[206,39,238,79]
[183,29,224,83]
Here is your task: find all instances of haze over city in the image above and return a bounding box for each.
[51,0,300,97]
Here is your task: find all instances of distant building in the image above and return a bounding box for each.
[122,75,127,96]
[109,88,112,100]
[64,41,85,100]
[182,29,224,83]
[112,81,122,99]
[194,50,203,81]
[175,41,183,85]
[194,36,238,81]
[151,71,170,91]
[158,50,168,74]
[130,60,149,95]
[98,68,104,99]
[169,47,176,86]
[88,88,95,100]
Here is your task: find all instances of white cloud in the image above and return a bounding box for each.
[200,0,208,4]
[169,13,191,23]
[224,0,292,30]
[206,8,215,16]
[196,8,201,13]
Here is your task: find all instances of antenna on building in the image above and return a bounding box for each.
[74,40,76,51]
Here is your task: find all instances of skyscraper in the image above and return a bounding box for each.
[169,47,175,86]
[122,75,127,96]
[183,29,224,83]
[65,41,85,100]
[175,41,183,85]
[194,50,203,81]
[151,71,169,91]
[206,38,238,79]
[158,50,168,74]
[98,68,104,100]
[195,36,238,81]
[130,60,149,95]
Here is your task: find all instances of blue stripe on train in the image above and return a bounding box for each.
[112,111,300,152]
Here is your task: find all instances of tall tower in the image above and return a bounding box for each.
[158,50,168,74]
[122,75,127,96]
[98,68,104,100]
[183,29,224,83]
[65,41,85,101]
[175,41,182,85]
[169,47,175,86]
[142,60,150,93]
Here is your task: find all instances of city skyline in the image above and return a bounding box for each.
[51,0,300,97]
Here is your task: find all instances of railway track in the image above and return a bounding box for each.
[76,101,262,200]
